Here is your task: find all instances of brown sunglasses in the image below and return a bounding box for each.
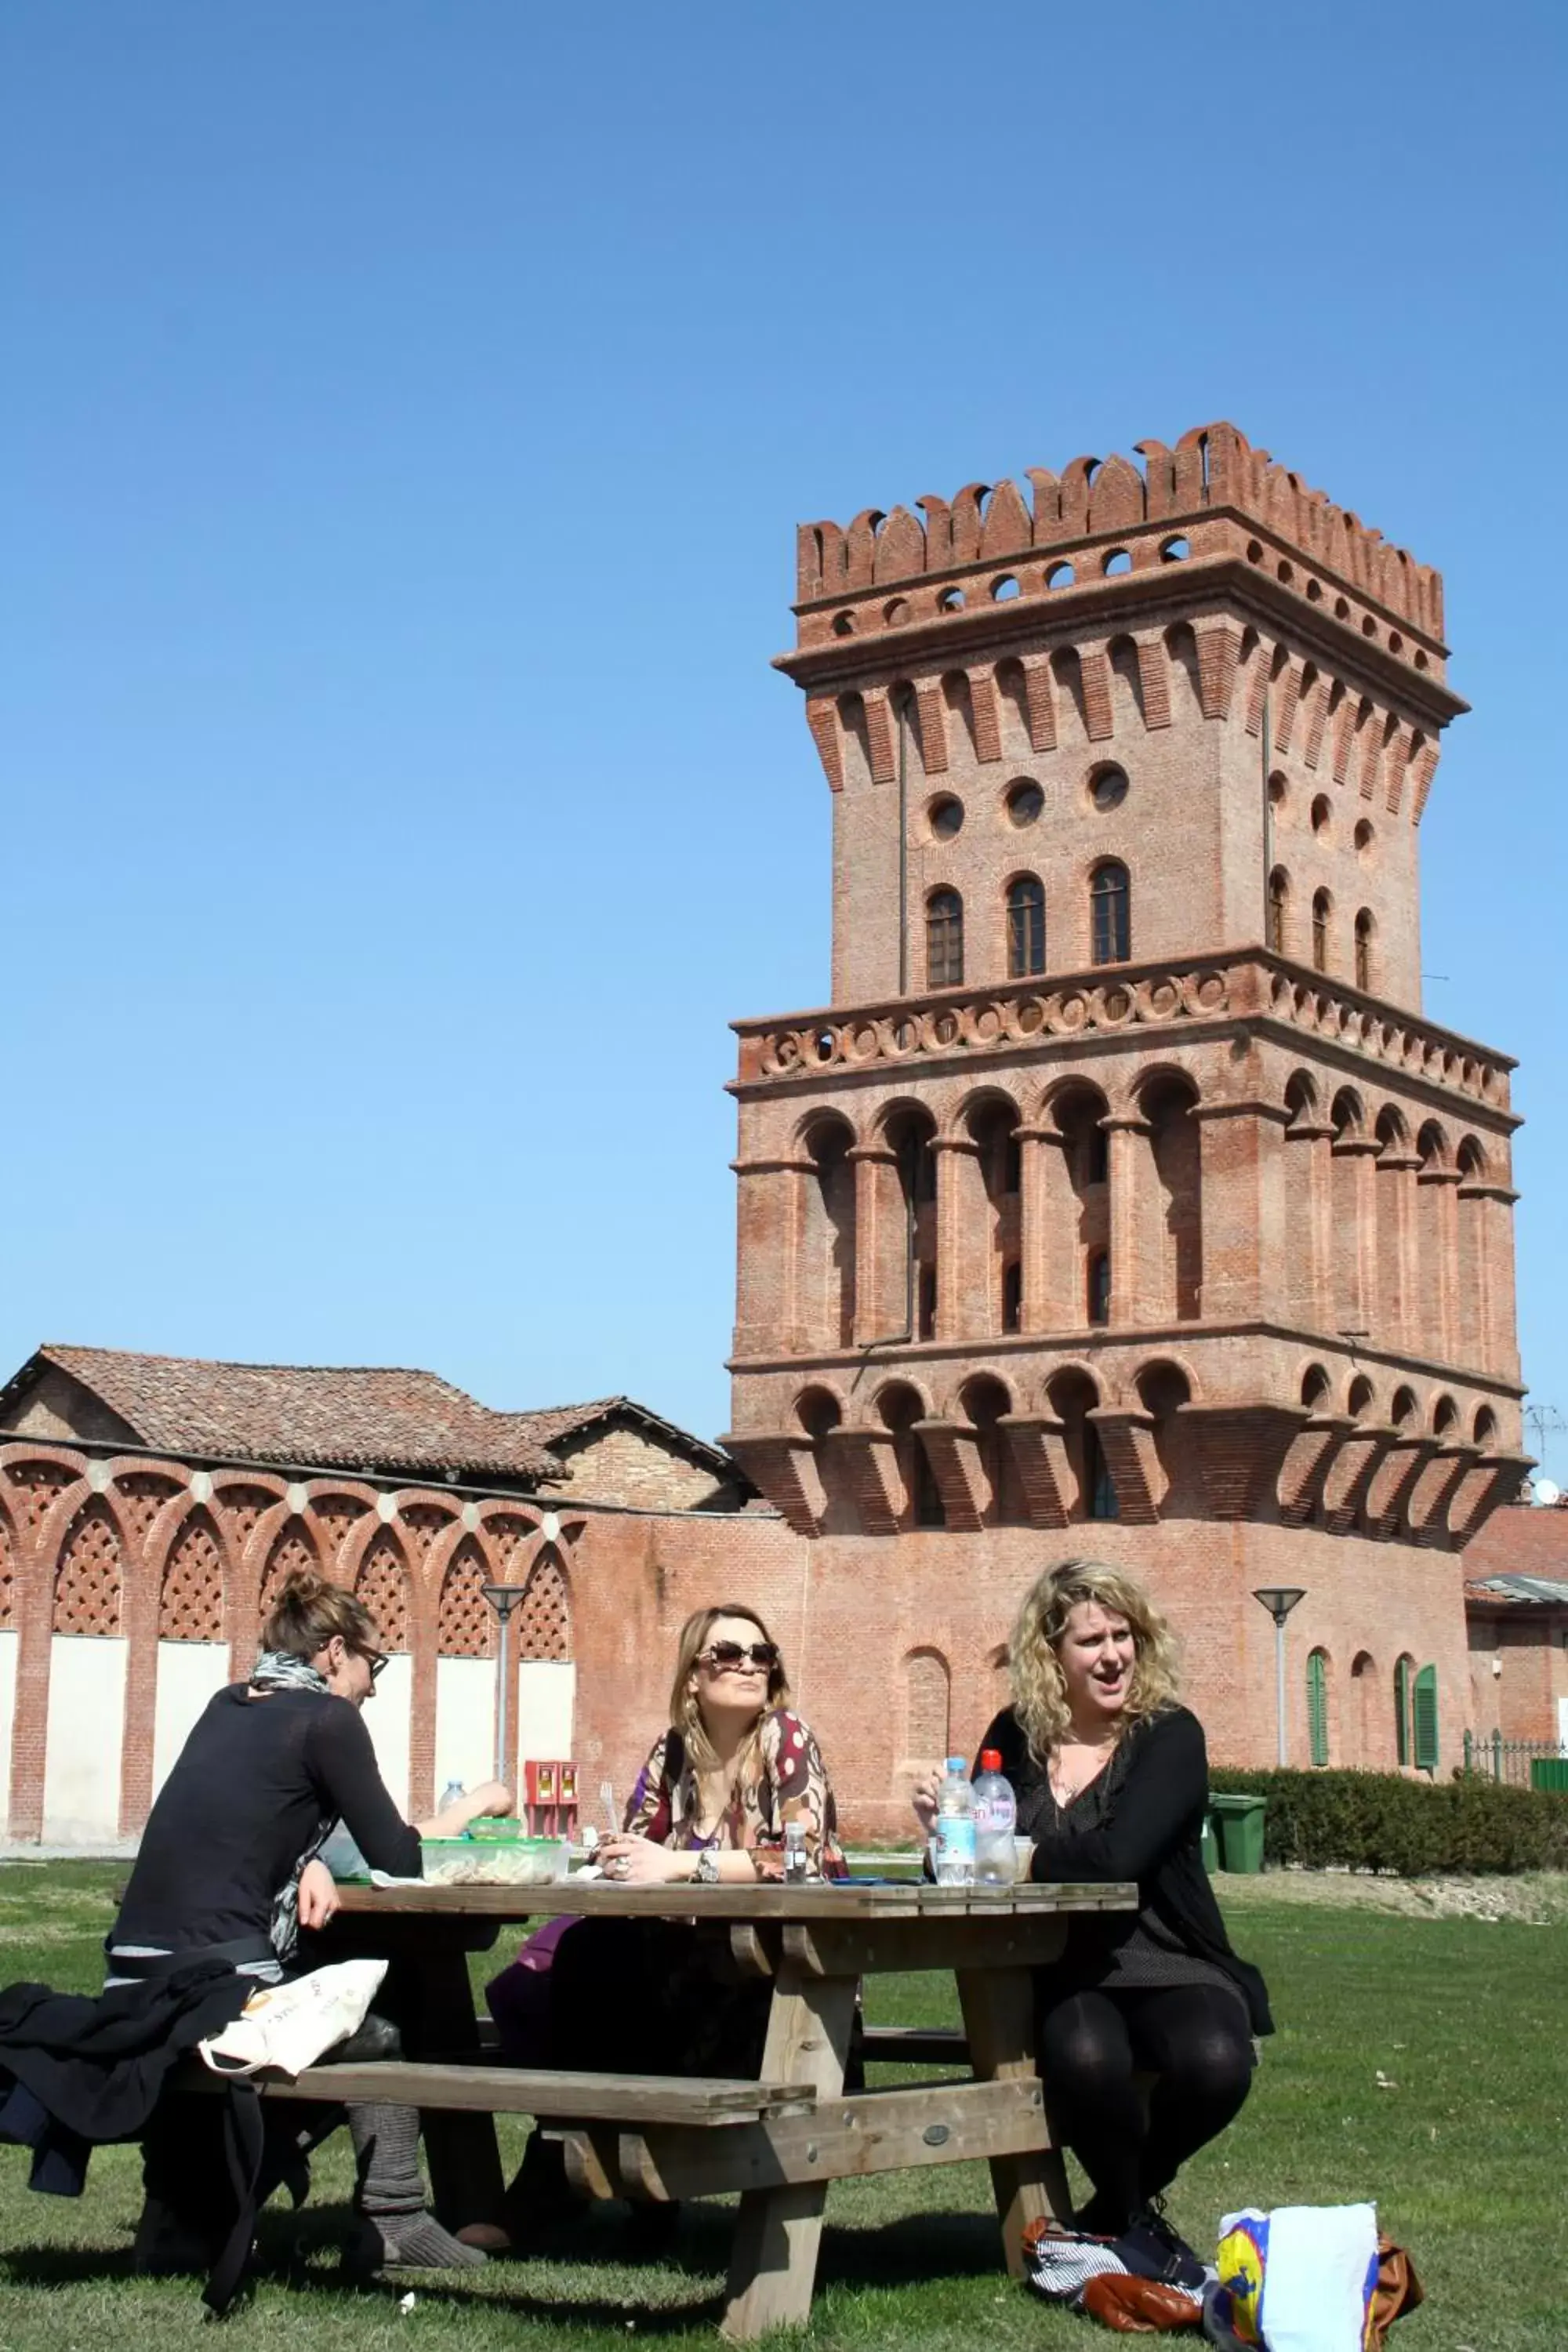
[698,1640,780,1675]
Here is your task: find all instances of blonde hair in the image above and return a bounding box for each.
[261,1568,381,1664]
[668,1601,792,1779]
[1007,1558,1179,1762]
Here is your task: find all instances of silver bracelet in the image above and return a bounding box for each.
[694,1846,720,1885]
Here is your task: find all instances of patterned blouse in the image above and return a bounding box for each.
[623,1706,848,1881]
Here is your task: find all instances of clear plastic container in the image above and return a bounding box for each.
[418,1836,568,1886]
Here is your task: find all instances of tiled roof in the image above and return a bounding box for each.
[10,1345,560,1483]
[505,1395,738,1475]
[1465,1503,1568,1605]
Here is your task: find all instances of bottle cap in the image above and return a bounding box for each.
[946,1755,967,1773]
[979,1749,1002,1773]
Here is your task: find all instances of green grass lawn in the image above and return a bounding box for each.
[1,1861,1563,2350]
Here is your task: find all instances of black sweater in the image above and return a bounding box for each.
[114,1683,421,1955]
[978,1703,1272,2035]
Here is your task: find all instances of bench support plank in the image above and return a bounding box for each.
[603,2076,1047,2201]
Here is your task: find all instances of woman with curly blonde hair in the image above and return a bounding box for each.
[913,1559,1270,2279]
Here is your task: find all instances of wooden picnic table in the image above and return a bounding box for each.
[321,1875,1136,2337]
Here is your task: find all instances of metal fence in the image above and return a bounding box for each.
[1461,1730,1568,1788]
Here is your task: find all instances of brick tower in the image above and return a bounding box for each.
[721,423,1527,1803]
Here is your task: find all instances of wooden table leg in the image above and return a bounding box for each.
[720,1962,858,2341]
[955,1961,1073,2276]
[402,1938,506,2228]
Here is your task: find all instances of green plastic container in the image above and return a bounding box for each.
[1530,1757,1568,1794]
[1200,1812,1219,1875]
[1210,1791,1267,1874]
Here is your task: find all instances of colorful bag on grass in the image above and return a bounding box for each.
[1206,2205,1408,2351]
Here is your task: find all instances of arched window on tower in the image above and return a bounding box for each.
[1087,1247,1112,1327]
[1355,908,1374,992]
[1312,889,1332,974]
[1006,876,1046,978]
[1268,867,1289,956]
[926,888,964,988]
[1091,862,1131,964]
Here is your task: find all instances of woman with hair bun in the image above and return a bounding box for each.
[913,1559,1269,2274]
[111,1567,513,2275]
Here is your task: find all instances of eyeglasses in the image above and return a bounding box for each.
[698,1641,779,1675]
[361,1649,390,1682]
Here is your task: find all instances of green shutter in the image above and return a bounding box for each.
[1413,1664,1439,1774]
[1394,1658,1413,1768]
[1307,1650,1330,1768]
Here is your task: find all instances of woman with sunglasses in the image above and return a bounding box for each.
[111,1568,514,2277]
[495,1602,844,2240]
[597,1603,845,1886]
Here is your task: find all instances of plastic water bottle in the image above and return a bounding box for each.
[439,1778,466,1813]
[973,1748,1018,1886]
[783,1821,808,1883]
[933,1755,977,1886]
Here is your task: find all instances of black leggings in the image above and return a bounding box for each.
[1035,1982,1255,2233]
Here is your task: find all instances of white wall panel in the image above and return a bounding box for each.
[517,1662,575,1765]
[152,1642,232,1801]
[363,1653,413,1817]
[43,1636,127,1843]
[434,1657,496,1797]
[0,1632,17,1835]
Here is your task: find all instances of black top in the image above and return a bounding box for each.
[978,1702,1272,2035]
[113,1683,421,1954]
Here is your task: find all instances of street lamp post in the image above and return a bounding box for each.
[481,1584,524,1788]
[1251,1587,1307,1767]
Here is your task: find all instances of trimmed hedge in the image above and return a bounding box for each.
[1207,1765,1568,1876]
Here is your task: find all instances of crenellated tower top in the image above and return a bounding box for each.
[789,421,1448,686]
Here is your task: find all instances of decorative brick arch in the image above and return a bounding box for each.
[355,1527,411,1652]
[158,1508,226,1642]
[310,1488,377,1579]
[437,1537,495,1658]
[515,1547,571,1663]
[258,1519,321,1621]
[53,1500,125,1635]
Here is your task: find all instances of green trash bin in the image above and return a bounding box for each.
[1530,1757,1568,1794]
[1200,1811,1220,1874]
[1210,1791,1268,1873]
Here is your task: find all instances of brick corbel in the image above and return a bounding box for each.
[998,1414,1073,1529]
[1134,637,1171,730]
[914,681,948,773]
[805,695,843,793]
[1320,1425,1396,1534]
[911,1420,987,1534]
[1363,1434,1438,1539]
[820,1426,902,1537]
[1183,1403,1308,1520]
[1406,1445,1477,1549]
[1449,1451,1533,1547]
[967,668,1003,762]
[1277,1415,1351,1525]
[716,1432,824,1538]
[1019,658,1056,752]
[1088,1408,1163,1525]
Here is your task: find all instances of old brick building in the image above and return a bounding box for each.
[0,423,1535,1846]
[719,421,1528,1823]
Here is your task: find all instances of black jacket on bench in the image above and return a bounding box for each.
[978,1703,1272,2036]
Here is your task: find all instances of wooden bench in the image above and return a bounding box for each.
[183,2058,809,2129]
[862,2023,971,2067]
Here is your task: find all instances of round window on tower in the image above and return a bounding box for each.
[1005,779,1044,828]
[927,795,964,841]
[1089,764,1129,813]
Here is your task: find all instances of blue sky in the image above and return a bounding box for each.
[5,3,1565,1461]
